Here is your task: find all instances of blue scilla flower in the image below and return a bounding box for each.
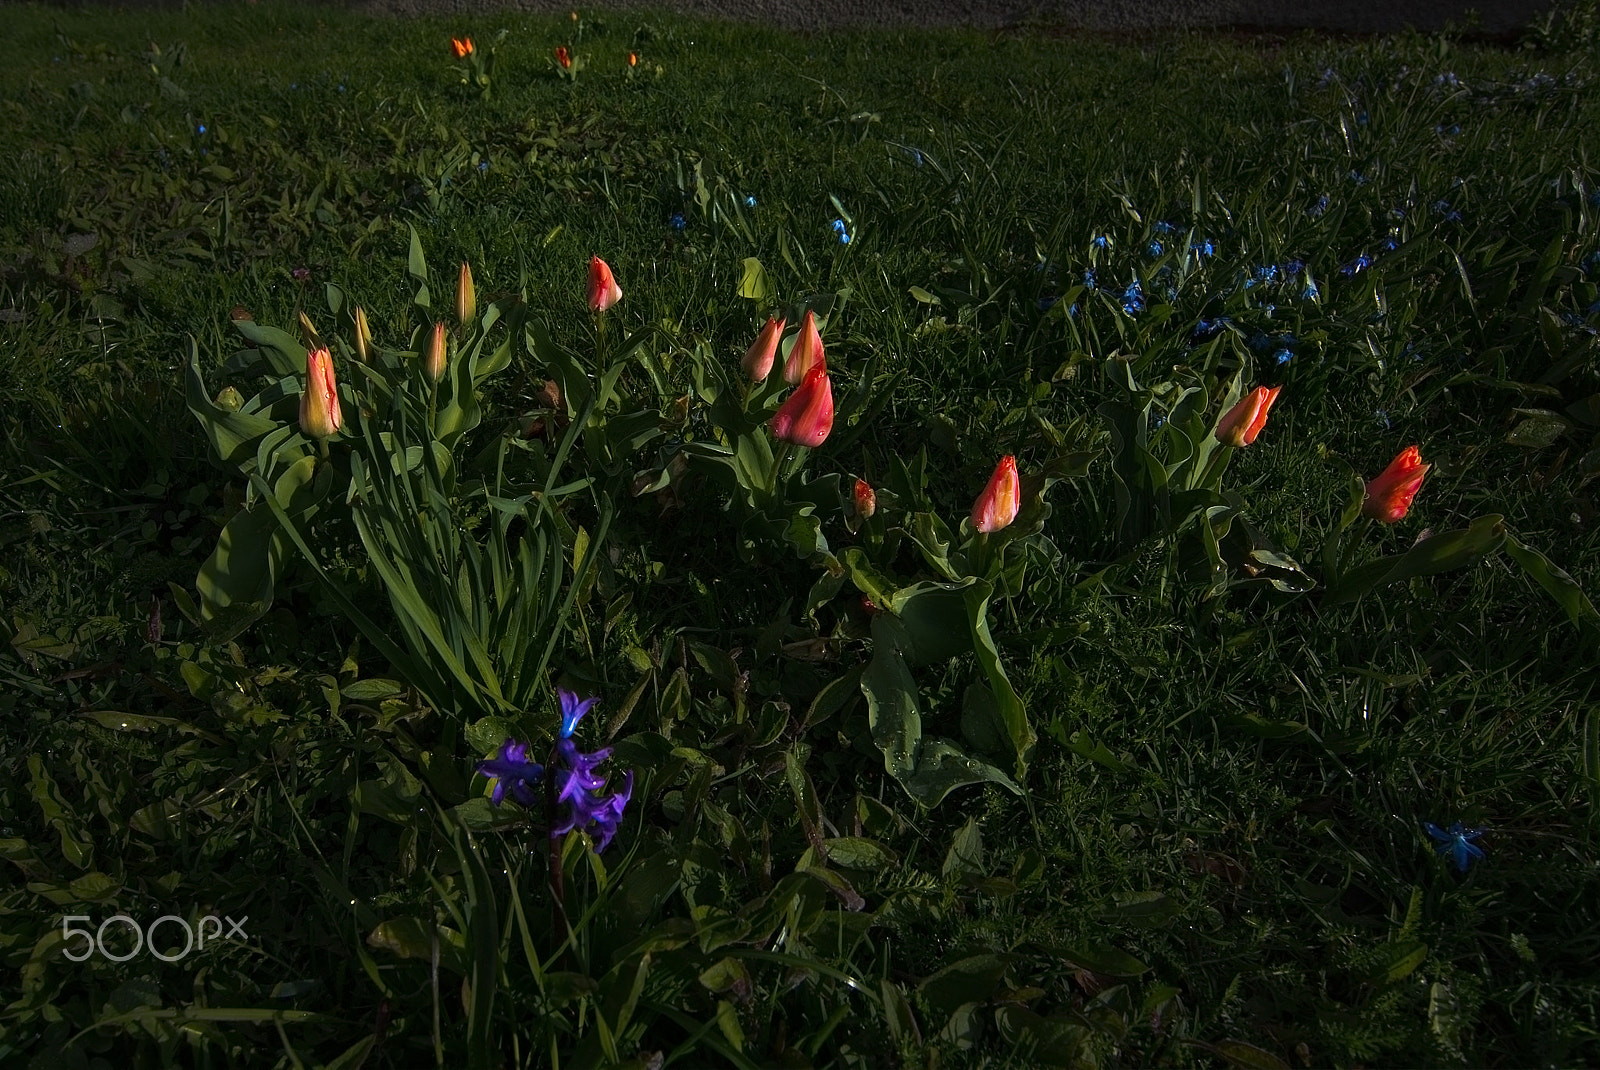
[669,212,686,231]
[1255,264,1279,283]
[1379,236,1399,254]
[1092,234,1109,249]
[1154,220,1177,234]
[1273,348,1294,365]
[1083,268,1097,291]
[1309,194,1330,218]
[1425,821,1486,872]
[1349,170,1368,186]
[1302,280,1321,300]
[831,218,851,243]
[1191,238,1215,257]
[197,123,207,135]
[745,195,757,207]
[1121,279,1144,315]
[1339,254,1372,277]
[1148,240,1163,257]
[478,160,489,172]
[1188,316,1230,344]
[1284,257,1305,276]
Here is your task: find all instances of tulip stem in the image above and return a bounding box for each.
[769,441,794,501]
[1194,444,1231,492]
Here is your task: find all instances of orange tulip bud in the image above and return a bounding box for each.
[588,255,621,311]
[782,309,825,385]
[555,46,572,69]
[741,315,785,381]
[299,346,342,438]
[1215,384,1282,447]
[353,306,373,363]
[456,261,476,325]
[424,321,448,383]
[1362,445,1430,523]
[971,455,1020,534]
[853,478,876,520]
[628,51,638,67]
[451,37,473,59]
[771,365,834,448]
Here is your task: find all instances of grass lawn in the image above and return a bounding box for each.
[3,1,1600,1066]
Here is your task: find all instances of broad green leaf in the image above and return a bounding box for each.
[919,953,1014,1014]
[1503,532,1598,624]
[28,754,91,869]
[1047,942,1149,977]
[737,256,772,301]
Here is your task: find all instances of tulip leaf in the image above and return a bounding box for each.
[1502,531,1598,624]
[407,224,431,308]
[737,256,772,301]
[185,340,281,468]
[1325,514,1507,605]
[229,319,307,379]
[962,579,1033,770]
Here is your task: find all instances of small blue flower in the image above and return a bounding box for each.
[1339,254,1372,277]
[478,160,489,172]
[1356,111,1369,125]
[1092,234,1109,249]
[1189,316,1230,344]
[1154,220,1177,235]
[669,212,686,231]
[1380,237,1399,254]
[338,84,346,93]
[1191,238,1215,257]
[1254,264,1279,283]
[1083,268,1097,291]
[1302,281,1320,300]
[1375,408,1391,429]
[1309,194,1330,217]
[744,195,757,207]
[1284,258,1305,276]
[1435,72,1459,87]
[478,739,544,807]
[1121,279,1144,315]
[559,688,599,739]
[831,218,851,243]
[1424,821,1486,872]
[1349,170,1367,186]
[1148,240,1163,257]
[1273,348,1294,365]
[197,123,207,135]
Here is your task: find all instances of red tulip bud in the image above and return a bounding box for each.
[971,455,1020,534]
[1362,445,1430,523]
[1215,384,1281,447]
[424,321,448,383]
[853,478,876,520]
[588,255,621,311]
[742,316,785,381]
[770,365,834,448]
[782,309,825,385]
[299,346,342,438]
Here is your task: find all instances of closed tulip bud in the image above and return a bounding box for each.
[770,364,834,448]
[556,46,572,69]
[742,316,785,381]
[456,262,476,325]
[588,255,621,311]
[853,478,876,519]
[783,309,825,385]
[298,310,322,349]
[215,385,244,412]
[1215,384,1282,447]
[353,306,373,363]
[451,37,473,58]
[971,455,1020,534]
[1362,445,1430,523]
[424,321,448,383]
[299,347,342,438]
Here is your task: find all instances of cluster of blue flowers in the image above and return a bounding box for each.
[479,690,633,853]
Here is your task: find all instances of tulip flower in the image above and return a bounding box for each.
[451,37,474,59]
[299,346,342,439]
[627,51,638,67]
[588,255,621,311]
[353,306,373,363]
[971,455,1020,534]
[424,321,448,383]
[783,309,825,385]
[741,315,785,381]
[555,46,572,69]
[853,478,876,519]
[771,364,834,448]
[1362,445,1430,523]
[1215,384,1282,447]
[456,262,476,325]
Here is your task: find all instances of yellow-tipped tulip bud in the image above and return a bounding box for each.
[353,306,373,363]
[456,262,476,325]
[298,310,322,349]
[299,347,342,439]
[215,386,244,412]
[424,321,448,383]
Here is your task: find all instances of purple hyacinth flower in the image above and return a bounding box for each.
[479,739,544,807]
[558,689,599,739]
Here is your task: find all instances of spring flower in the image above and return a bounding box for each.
[1362,445,1430,522]
[299,347,342,438]
[832,218,851,244]
[742,315,785,381]
[669,212,686,231]
[478,740,543,806]
[456,262,476,325]
[628,51,638,66]
[1214,385,1282,447]
[971,455,1020,534]
[423,322,448,383]
[853,478,876,519]
[771,364,834,448]
[588,255,621,311]
[782,310,825,385]
[451,37,474,59]
[555,46,572,69]
[353,306,373,363]
[1121,278,1144,315]
[1424,821,1485,872]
